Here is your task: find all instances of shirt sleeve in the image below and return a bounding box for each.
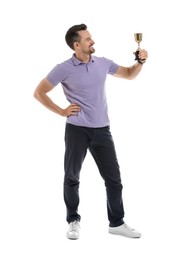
[103,57,119,75]
[46,64,62,86]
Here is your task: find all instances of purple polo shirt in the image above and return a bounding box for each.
[46,54,119,127]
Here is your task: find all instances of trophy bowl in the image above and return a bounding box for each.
[134,33,142,50]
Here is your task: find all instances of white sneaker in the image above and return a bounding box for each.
[109,223,141,238]
[67,220,80,240]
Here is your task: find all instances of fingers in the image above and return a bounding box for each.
[67,103,81,117]
[138,49,148,60]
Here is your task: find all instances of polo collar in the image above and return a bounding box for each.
[72,54,95,65]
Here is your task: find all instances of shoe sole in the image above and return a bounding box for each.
[109,230,141,238]
[67,234,79,240]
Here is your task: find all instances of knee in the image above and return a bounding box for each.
[64,177,80,186]
[105,179,123,190]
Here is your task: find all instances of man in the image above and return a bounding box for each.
[34,24,148,240]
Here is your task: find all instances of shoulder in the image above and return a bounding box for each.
[92,56,116,65]
[93,56,118,73]
[46,57,74,85]
[92,55,109,61]
[51,57,74,73]
[57,57,74,67]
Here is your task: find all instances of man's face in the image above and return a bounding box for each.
[76,30,95,54]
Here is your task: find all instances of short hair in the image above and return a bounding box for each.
[65,24,87,50]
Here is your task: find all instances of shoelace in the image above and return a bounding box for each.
[124,224,135,231]
[70,221,80,231]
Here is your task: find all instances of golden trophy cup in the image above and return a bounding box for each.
[134,33,145,64]
[134,33,142,50]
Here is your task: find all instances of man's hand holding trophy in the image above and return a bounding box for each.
[134,33,146,64]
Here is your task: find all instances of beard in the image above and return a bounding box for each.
[81,45,95,55]
[89,45,95,53]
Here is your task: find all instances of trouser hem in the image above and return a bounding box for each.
[109,219,124,227]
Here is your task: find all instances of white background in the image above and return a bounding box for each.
[0,0,185,259]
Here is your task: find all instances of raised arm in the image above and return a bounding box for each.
[33,78,80,117]
[113,49,148,80]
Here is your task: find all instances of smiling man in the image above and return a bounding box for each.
[34,24,148,240]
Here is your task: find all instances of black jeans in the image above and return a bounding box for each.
[64,123,125,227]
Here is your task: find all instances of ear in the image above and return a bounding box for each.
[74,42,80,49]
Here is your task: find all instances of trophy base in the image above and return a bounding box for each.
[134,50,140,61]
[134,50,145,64]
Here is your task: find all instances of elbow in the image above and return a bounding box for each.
[128,75,136,80]
[33,89,40,101]
[33,90,37,99]
[126,68,136,80]
[127,74,136,80]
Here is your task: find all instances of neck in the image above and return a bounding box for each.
[75,52,90,63]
